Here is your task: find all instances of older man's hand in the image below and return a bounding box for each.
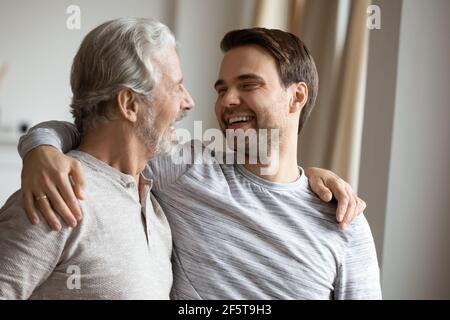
[304,167,366,230]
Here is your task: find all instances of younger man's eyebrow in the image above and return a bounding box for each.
[236,74,264,82]
[214,79,225,89]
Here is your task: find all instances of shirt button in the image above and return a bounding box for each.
[126,182,134,188]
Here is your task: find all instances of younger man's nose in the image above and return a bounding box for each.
[221,88,240,108]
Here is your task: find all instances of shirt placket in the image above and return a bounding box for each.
[139,178,153,247]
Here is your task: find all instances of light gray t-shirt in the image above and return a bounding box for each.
[149,141,382,300]
[17,121,382,300]
[0,150,173,299]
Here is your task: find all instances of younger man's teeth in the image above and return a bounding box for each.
[229,116,253,124]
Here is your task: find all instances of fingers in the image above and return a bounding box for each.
[35,194,62,231]
[340,191,367,230]
[340,191,357,230]
[309,176,333,202]
[355,198,366,217]
[44,183,78,228]
[58,173,83,222]
[322,175,367,230]
[23,191,40,225]
[70,160,86,200]
[325,178,349,223]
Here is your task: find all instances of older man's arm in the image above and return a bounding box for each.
[0,191,70,299]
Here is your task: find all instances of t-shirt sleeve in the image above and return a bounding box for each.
[334,214,382,300]
[18,120,80,159]
[0,191,72,299]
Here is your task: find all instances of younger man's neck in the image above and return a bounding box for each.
[243,147,299,184]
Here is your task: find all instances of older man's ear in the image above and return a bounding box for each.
[116,89,140,123]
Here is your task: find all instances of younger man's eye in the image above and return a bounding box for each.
[242,83,259,90]
[217,88,227,96]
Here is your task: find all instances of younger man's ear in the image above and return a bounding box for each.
[289,82,308,113]
[116,89,139,123]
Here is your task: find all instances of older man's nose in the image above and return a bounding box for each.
[181,85,195,111]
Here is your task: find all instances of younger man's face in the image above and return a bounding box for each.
[214,45,293,140]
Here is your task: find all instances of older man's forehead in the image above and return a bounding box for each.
[156,50,183,82]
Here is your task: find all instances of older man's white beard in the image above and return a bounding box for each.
[136,110,174,157]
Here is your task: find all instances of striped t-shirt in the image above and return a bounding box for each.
[149,141,382,300]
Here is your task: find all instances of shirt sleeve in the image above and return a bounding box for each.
[0,191,72,299]
[18,121,80,159]
[334,214,382,300]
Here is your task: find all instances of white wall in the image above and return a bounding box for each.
[0,0,172,126]
[381,0,450,299]
[359,0,402,270]
[361,0,450,299]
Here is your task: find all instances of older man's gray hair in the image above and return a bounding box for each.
[70,17,176,134]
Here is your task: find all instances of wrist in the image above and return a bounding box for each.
[22,144,61,163]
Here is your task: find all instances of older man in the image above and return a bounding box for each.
[9,24,368,299]
[0,18,194,299]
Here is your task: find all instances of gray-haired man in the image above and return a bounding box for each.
[0,18,193,299]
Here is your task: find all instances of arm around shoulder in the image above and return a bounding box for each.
[18,120,80,159]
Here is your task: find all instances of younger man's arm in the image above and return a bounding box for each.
[16,120,366,230]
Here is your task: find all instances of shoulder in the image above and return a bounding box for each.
[0,190,75,299]
[345,214,375,246]
[294,174,339,222]
[1,190,44,230]
[66,150,96,173]
[0,190,72,243]
[297,175,375,243]
[65,150,108,184]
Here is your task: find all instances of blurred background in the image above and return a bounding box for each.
[0,0,449,299]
